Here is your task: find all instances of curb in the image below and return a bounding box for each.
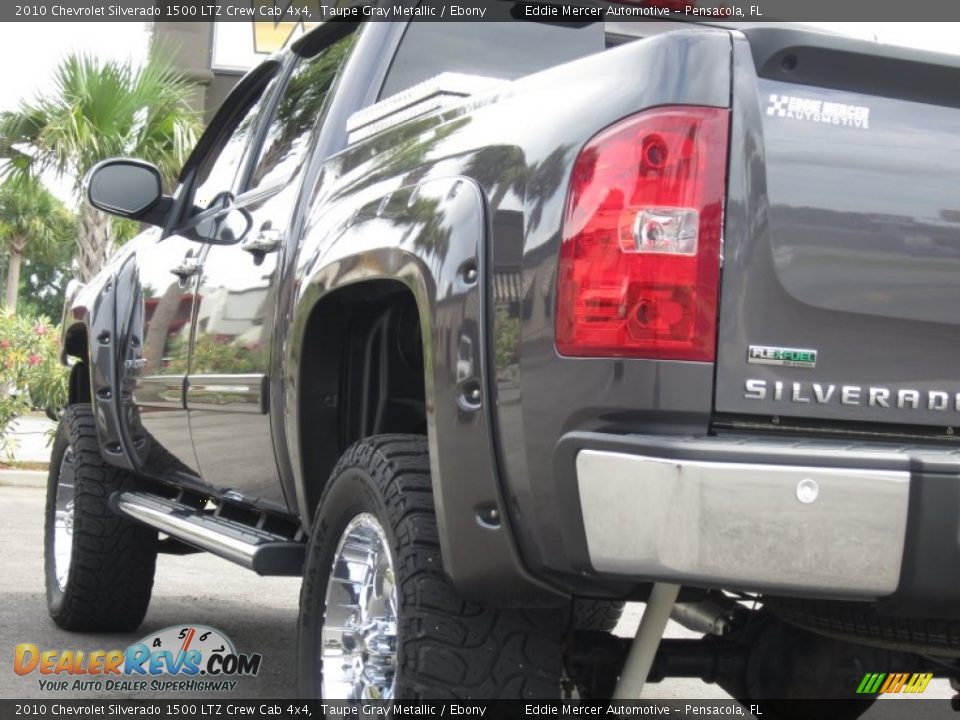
[0,469,46,488]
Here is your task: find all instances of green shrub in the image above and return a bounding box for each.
[0,311,68,459]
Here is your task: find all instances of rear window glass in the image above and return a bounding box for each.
[380,17,606,100]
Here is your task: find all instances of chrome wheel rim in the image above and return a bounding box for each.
[53,446,76,591]
[321,513,398,699]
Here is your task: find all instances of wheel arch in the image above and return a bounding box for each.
[296,277,427,529]
[62,322,92,406]
[59,264,137,470]
[287,176,561,605]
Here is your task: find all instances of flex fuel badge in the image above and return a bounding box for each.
[13,624,262,693]
[748,345,818,369]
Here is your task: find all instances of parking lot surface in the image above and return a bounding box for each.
[0,485,951,709]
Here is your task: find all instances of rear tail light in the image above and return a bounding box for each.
[556,106,729,361]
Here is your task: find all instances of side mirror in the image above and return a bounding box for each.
[85,158,168,224]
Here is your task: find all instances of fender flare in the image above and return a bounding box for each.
[286,175,562,605]
[60,257,145,471]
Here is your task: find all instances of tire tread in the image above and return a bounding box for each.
[45,405,156,632]
[767,597,960,655]
[305,434,565,699]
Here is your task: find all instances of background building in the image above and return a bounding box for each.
[152,21,315,121]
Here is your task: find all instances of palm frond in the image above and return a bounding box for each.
[0,45,202,193]
[0,175,75,260]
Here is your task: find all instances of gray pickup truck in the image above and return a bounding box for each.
[48,11,960,710]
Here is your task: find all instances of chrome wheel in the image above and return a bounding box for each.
[321,513,398,699]
[53,446,76,591]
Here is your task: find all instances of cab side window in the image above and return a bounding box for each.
[190,73,279,209]
[247,33,357,192]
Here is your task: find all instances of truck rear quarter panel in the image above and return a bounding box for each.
[289,27,733,599]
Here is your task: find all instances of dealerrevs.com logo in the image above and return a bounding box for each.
[14,625,262,693]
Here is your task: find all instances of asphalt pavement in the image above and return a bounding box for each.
[1,484,301,699]
[0,483,728,701]
[0,483,952,709]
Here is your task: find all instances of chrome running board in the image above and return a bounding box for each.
[111,491,305,576]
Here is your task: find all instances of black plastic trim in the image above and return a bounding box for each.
[177,60,282,185]
[878,470,960,619]
[741,26,960,109]
[87,271,135,470]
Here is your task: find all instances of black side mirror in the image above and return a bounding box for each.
[85,158,170,225]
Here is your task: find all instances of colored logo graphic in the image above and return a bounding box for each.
[856,672,933,695]
[14,625,261,692]
[747,345,818,369]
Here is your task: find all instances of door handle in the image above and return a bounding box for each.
[170,257,201,280]
[241,228,283,256]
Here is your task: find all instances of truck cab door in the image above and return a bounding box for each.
[186,30,358,512]
[120,61,284,482]
[120,230,204,476]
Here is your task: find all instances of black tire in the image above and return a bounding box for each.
[44,404,157,631]
[571,599,624,633]
[718,613,876,720]
[298,434,567,699]
[767,597,960,656]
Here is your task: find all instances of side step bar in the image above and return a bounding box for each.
[111,491,305,576]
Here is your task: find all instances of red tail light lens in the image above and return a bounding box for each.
[556,106,729,361]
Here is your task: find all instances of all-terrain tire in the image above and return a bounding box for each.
[766,597,960,656]
[730,613,878,720]
[298,434,567,699]
[571,599,624,633]
[44,404,157,631]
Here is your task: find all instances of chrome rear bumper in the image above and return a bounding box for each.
[576,450,910,598]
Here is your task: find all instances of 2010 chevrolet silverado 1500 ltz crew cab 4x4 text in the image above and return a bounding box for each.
[46,11,960,710]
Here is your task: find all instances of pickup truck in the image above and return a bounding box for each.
[48,12,960,709]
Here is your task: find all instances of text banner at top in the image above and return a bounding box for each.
[7,0,960,22]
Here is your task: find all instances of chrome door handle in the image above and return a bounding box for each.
[170,258,201,280]
[241,228,283,255]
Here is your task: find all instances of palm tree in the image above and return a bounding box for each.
[0,45,202,282]
[0,175,74,312]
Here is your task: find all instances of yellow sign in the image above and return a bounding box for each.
[251,0,321,53]
[212,18,318,71]
[253,21,320,54]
